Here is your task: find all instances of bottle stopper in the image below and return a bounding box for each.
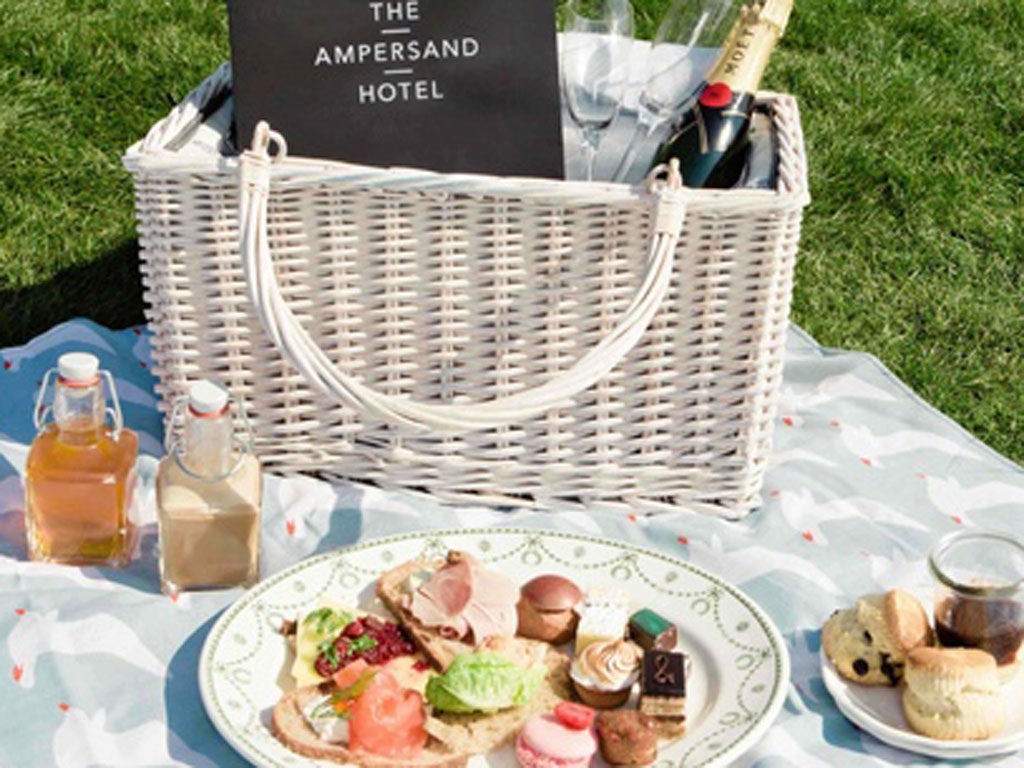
[57,352,100,384]
[188,379,230,416]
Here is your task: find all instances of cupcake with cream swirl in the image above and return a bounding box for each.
[571,638,644,708]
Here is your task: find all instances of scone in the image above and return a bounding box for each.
[822,589,933,686]
[902,646,1006,740]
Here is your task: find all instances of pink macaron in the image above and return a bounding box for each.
[516,713,598,768]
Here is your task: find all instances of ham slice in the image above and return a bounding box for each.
[407,554,518,644]
[408,558,472,639]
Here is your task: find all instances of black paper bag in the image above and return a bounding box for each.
[227,0,565,178]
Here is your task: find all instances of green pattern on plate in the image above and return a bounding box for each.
[199,528,789,768]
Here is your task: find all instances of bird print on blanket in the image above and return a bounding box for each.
[860,547,931,594]
[765,448,838,472]
[777,371,896,428]
[1,322,1023,768]
[920,474,1024,526]
[685,534,844,597]
[53,706,216,768]
[830,421,982,468]
[7,610,164,689]
[775,488,929,546]
[0,558,116,592]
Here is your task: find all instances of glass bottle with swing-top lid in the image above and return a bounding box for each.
[156,380,261,593]
[25,352,139,566]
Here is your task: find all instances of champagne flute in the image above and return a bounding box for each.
[561,0,634,181]
[611,0,744,182]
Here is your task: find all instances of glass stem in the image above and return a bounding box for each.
[582,125,601,182]
[612,116,658,182]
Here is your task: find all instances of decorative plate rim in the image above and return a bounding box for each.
[200,527,791,768]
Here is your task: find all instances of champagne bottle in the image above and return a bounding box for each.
[652,0,792,188]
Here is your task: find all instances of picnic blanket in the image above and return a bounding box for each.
[0,318,1022,767]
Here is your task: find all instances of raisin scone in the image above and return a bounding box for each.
[822,589,933,686]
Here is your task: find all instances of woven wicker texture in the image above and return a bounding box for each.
[123,66,809,517]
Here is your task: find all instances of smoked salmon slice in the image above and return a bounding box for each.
[349,670,428,758]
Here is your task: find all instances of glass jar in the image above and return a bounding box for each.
[25,352,138,566]
[156,380,261,593]
[929,529,1024,670]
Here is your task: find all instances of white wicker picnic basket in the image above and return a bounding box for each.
[123,63,809,518]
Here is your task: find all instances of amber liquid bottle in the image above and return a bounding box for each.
[25,353,138,566]
[156,380,261,593]
[652,0,792,188]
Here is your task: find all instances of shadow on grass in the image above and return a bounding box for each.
[0,239,146,348]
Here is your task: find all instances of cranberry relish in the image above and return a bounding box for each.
[314,615,416,677]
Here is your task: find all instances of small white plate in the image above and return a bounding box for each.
[199,528,790,768]
[821,649,1024,760]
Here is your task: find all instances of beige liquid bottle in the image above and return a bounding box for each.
[156,380,261,593]
[26,353,138,566]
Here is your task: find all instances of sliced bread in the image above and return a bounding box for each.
[376,555,475,671]
[271,684,468,768]
[377,554,574,755]
[426,649,573,755]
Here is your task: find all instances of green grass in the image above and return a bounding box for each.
[1,0,1021,463]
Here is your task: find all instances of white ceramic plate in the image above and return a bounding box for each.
[200,528,789,768]
[820,649,1024,759]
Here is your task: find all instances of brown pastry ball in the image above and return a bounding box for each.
[596,709,658,766]
[516,574,582,644]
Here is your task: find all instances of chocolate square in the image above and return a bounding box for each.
[629,608,678,651]
[641,649,687,698]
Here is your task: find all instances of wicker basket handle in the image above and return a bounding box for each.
[239,122,687,435]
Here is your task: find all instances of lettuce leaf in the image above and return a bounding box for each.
[425,651,547,713]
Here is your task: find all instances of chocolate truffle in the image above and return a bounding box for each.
[596,709,658,766]
[517,574,583,644]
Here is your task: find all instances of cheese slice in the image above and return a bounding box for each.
[291,599,359,688]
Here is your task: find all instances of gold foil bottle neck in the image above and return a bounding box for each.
[758,0,794,37]
[705,0,790,94]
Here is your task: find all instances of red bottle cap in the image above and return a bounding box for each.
[699,82,733,108]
